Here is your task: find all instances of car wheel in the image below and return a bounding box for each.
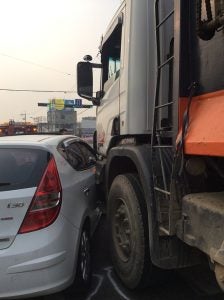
[67,226,91,294]
[108,173,158,289]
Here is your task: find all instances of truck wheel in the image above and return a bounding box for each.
[108,173,156,289]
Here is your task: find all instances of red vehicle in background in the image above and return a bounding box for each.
[0,120,37,136]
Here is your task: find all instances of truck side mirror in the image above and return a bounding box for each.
[77,62,93,101]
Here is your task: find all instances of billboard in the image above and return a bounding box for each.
[48,99,82,111]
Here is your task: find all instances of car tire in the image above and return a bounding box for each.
[108,173,158,289]
[67,226,91,294]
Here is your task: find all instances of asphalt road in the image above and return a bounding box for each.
[30,216,224,300]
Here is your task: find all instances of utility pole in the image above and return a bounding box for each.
[20,112,27,125]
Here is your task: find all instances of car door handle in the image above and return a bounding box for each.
[83,187,90,196]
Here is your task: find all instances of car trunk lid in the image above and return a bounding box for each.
[0,188,36,249]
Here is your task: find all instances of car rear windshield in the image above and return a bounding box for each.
[0,148,51,192]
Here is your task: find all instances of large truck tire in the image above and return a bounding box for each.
[108,173,157,289]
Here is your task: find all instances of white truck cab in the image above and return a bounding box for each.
[77,0,224,292]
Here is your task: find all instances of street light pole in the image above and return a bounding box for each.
[20,112,26,125]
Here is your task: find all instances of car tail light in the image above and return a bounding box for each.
[19,156,62,234]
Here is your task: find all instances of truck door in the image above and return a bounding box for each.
[96,9,125,156]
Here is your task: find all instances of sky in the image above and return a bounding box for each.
[0,0,121,123]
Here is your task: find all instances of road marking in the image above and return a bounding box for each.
[104,267,131,300]
[85,274,104,300]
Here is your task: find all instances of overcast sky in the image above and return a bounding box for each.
[0,0,121,123]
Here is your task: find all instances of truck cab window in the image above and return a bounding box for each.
[101,25,122,91]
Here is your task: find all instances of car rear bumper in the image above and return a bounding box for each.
[0,214,80,299]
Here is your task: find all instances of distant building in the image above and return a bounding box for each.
[80,117,96,144]
[47,99,77,133]
[32,116,49,133]
[37,123,49,133]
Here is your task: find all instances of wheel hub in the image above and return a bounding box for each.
[113,199,132,262]
[80,231,90,281]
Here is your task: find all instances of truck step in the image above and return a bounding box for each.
[155,101,173,109]
[154,186,171,195]
[156,9,174,29]
[159,225,170,236]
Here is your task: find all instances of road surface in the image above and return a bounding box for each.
[28,216,224,300]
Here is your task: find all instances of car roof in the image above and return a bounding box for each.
[0,134,81,147]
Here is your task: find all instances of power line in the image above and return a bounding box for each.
[77,108,93,115]
[0,52,73,76]
[0,88,75,93]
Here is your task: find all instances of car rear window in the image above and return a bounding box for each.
[0,148,51,192]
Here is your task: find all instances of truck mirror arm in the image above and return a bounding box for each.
[92,92,103,106]
[91,63,102,69]
[89,63,103,105]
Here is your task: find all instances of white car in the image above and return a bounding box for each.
[0,135,100,298]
